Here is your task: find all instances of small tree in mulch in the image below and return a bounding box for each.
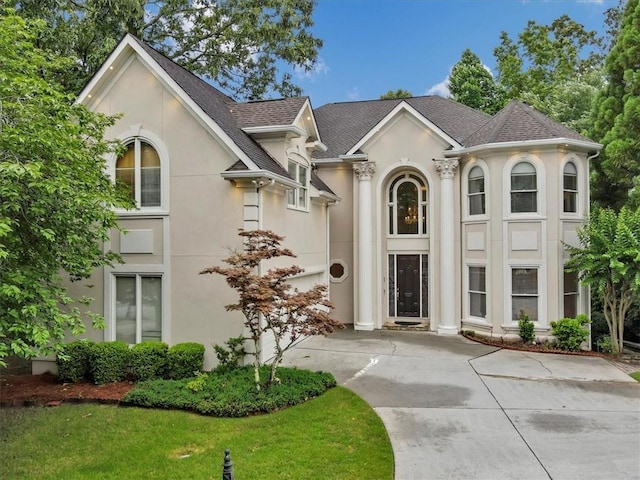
[200,230,344,390]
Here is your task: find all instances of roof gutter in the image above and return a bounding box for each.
[221,169,299,189]
[447,138,603,156]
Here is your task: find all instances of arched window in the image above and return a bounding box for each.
[510,162,537,213]
[388,173,428,235]
[563,162,578,213]
[116,139,161,207]
[468,166,485,215]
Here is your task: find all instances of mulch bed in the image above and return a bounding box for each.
[0,372,135,407]
[463,333,606,357]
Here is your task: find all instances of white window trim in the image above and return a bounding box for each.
[287,159,309,212]
[329,259,348,284]
[462,159,489,221]
[506,263,547,327]
[107,270,165,344]
[387,172,429,238]
[464,263,490,322]
[560,154,584,219]
[109,126,170,215]
[503,153,546,220]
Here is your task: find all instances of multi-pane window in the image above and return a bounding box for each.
[116,140,161,207]
[287,161,308,209]
[115,275,162,344]
[563,162,578,213]
[510,162,537,213]
[563,269,579,318]
[388,173,428,235]
[511,268,538,321]
[469,266,486,318]
[468,166,485,215]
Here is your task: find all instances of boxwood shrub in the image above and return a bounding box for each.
[57,340,94,383]
[167,342,205,379]
[130,342,169,381]
[551,314,590,352]
[123,366,337,417]
[89,341,131,384]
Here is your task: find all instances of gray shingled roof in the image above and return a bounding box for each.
[132,37,290,178]
[462,100,593,147]
[230,97,308,128]
[313,96,491,159]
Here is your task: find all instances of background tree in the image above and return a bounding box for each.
[590,0,640,210]
[494,15,603,107]
[565,208,640,354]
[12,0,323,100]
[200,230,343,390]
[380,89,413,99]
[448,48,505,114]
[0,10,130,366]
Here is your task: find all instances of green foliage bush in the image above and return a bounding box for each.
[551,315,590,352]
[213,335,246,374]
[167,342,205,379]
[123,366,336,417]
[89,341,131,384]
[596,335,613,353]
[130,342,168,382]
[57,340,94,383]
[518,311,535,344]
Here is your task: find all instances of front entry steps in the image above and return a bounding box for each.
[383,320,430,331]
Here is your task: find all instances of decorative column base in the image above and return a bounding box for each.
[437,325,459,335]
[354,323,375,332]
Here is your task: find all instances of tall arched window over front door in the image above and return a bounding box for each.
[388,173,428,235]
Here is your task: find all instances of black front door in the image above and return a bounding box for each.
[396,254,420,317]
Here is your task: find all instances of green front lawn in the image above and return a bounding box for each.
[630,371,640,382]
[0,386,393,480]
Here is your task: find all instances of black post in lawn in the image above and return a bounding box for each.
[222,449,234,480]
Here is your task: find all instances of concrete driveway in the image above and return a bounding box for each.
[282,329,640,480]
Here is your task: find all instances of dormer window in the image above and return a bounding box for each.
[287,160,308,210]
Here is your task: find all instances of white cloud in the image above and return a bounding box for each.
[425,77,450,98]
[347,87,360,101]
[295,57,329,80]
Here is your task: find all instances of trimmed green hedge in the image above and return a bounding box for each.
[551,315,590,352]
[89,341,131,384]
[130,342,169,381]
[167,342,205,379]
[123,366,337,417]
[57,340,94,383]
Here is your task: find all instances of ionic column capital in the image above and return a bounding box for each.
[353,162,376,181]
[434,158,459,179]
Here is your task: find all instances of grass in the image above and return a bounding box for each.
[0,386,393,480]
[630,371,640,382]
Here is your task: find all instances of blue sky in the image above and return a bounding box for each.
[292,0,617,107]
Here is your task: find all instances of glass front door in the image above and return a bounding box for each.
[388,254,428,318]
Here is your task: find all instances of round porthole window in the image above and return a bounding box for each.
[329,260,348,283]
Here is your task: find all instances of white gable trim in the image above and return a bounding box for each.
[78,34,261,172]
[294,98,323,143]
[347,101,462,155]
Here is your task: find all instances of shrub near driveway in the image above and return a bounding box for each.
[123,366,336,417]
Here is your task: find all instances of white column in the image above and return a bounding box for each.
[353,162,376,331]
[434,158,459,335]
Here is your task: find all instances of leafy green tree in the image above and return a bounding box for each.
[380,89,413,100]
[494,15,603,104]
[590,0,640,210]
[12,0,323,100]
[201,230,343,390]
[448,49,505,114]
[0,10,130,366]
[565,208,640,353]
